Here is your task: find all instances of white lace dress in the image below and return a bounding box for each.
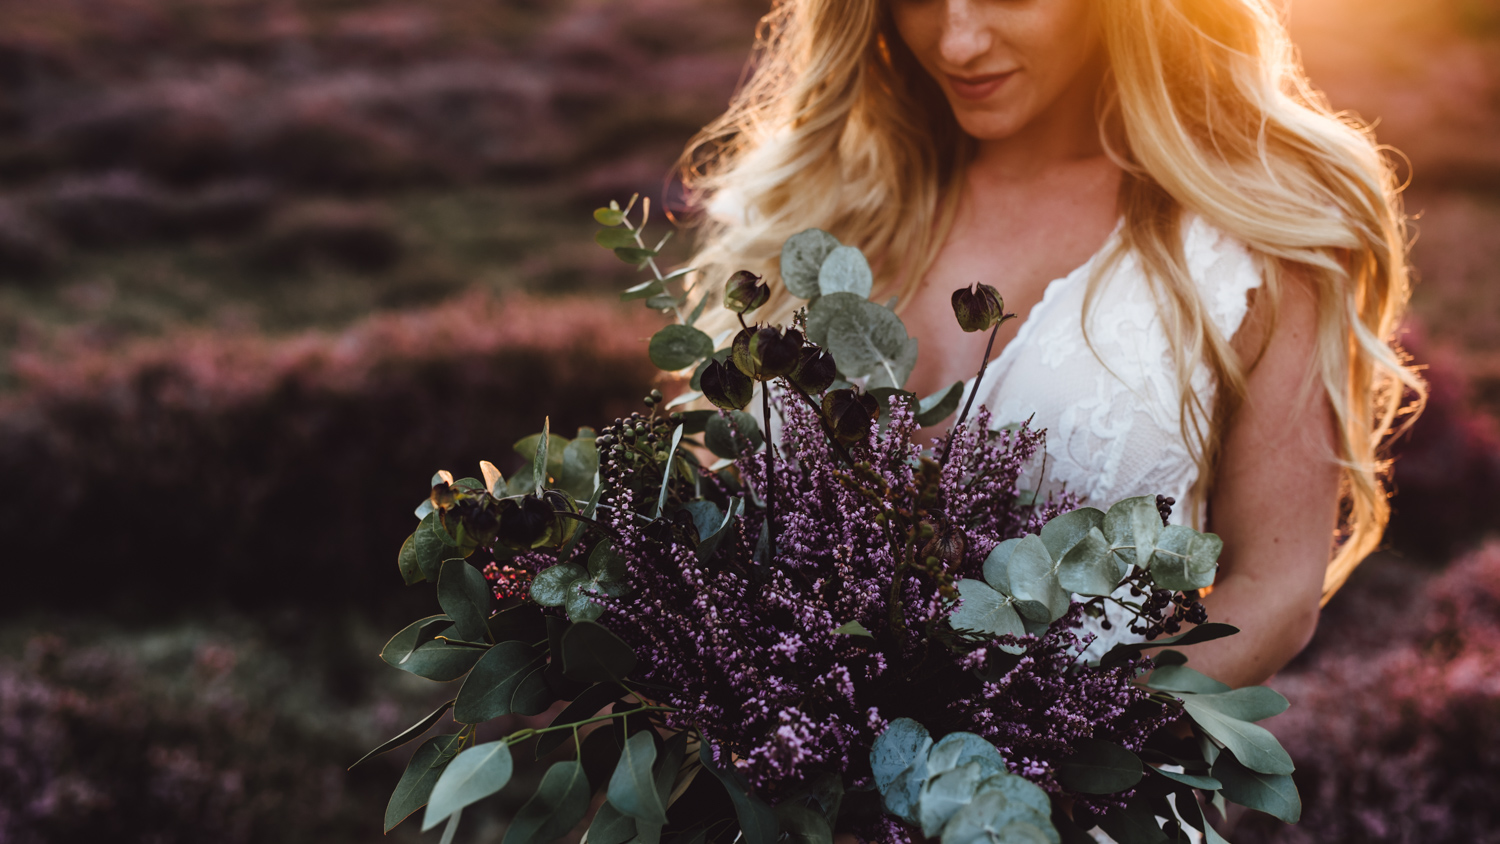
[963,214,1265,661]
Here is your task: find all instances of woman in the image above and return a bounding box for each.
[680,0,1423,690]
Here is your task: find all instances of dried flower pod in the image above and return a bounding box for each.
[789,346,837,394]
[950,282,1006,333]
[732,326,804,381]
[701,358,755,410]
[822,387,880,443]
[919,518,966,572]
[723,270,770,315]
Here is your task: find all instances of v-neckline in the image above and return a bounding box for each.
[973,219,1123,391]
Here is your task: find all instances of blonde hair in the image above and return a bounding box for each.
[678,0,1424,602]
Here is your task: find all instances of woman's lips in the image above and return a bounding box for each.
[945,71,1017,102]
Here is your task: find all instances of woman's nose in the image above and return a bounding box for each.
[938,0,993,68]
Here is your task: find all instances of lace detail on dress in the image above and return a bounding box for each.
[965,214,1264,661]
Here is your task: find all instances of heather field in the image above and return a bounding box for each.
[0,1,1497,842]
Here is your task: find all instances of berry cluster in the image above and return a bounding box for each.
[1124,583,1209,640]
[596,391,684,487]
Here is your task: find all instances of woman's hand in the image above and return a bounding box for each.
[1171,266,1340,688]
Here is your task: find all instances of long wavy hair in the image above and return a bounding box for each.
[677,0,1424,601]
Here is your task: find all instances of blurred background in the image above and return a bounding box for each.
[0,0,1495,842]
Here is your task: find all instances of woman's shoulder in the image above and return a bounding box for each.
[1178,212,1266,340]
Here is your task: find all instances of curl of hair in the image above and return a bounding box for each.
[678,0,1424,602]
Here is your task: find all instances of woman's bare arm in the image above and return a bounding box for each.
[1169,267,1341,688]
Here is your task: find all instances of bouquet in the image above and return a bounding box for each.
[356,196,1301,844]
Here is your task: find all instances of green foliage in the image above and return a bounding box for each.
[1053,739,1143,794]
[454,642,543,723]
[422,740,515,831]
[385,733,464,832]
[503,761,592,844]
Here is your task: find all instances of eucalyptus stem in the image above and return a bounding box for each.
[502,705,676,745]
[761,382,779,564]
[620,198,685,323]
[940,320,1001,469]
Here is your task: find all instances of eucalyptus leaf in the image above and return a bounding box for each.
[1213,751,1300,823]
[531,563,587,608]
[1174,787,1234,844]
[649,324,715,372]
[609,731,668,825]
[560,621,638,683]
[705,410,763,459]
[781,228,842,300]
[1183,687,1290,723]
[977,773,1052,821]
[615,246,658,265]
[697,497,743,563]
[380,615,450,669]
[1057,527,1119,597]
[535,683,625,759]
[920,761,987,838]
[775,803,834,844]
[533,418,552,496]
[1149,766,1222,791]
[384,733,464,832]
[699,742,779,844]
[1006,535,1069,623]
[566,584,604,623]
[871,719,932,824]
[588,540,630,585]
[413,512,462,582]
[927,732,1007,780]
[1145,665,1231,695]
[1094,799,1170,844]
[1055,740,1144,794]
[950,579,1025,643]
[817,245,874,298]
[437,559,490,643]
[595,208,626,226]
[596,228,638,249]
[1101,497,1162,570]
[916,381,966,427]
[982,539,1021,594]
[350,698,456,770]
[1181,699,1295,776]
[1097,623,1240,669]
[397,533,425,585]
[487,603,547,645]
[422,740,514,831]
[509,663,554,716]
[1148,525,1223,593]
[1040,507,1106,561]
[558,437,600,500]
[833,620,874,638]
[399,638,486,682]
[501,760,591,844]
[621,279,666,302]
[454,641,542,723]
[587,801,637,844]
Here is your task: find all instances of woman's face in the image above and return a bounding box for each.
[888,0,1104,142]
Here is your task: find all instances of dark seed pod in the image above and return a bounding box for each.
[950,282,1006,333]
[789,346,837,394]
[822,388,880,443]
[732,326,803,381]
[723,270,771,315]
[701,358,755,410]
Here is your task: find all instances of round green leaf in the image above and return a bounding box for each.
[1056,527,1119,597]
[596,228,638,249]
[531,563,587,608]
[949,580,1025,644]
[705,410,763,460]
[1054,739,1144,794]
[780,228,842,299]
[566,584,604,623]
[438,559,491,643]
[454,641,542,723]
[1148,525,1223,592]
[423,741,515,831]
[927,732,1007,780]
[649,324,715,371]
[817,245,874,298]
[919,762,987,838]
[595,208,626,226]
[982,539,1020,594]
[1040,507,1106,561]
[1101,496,1162,570]
[1006,535,1069,623]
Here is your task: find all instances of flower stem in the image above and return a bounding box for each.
[940,320,1002,469]
[761,382,779,564]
